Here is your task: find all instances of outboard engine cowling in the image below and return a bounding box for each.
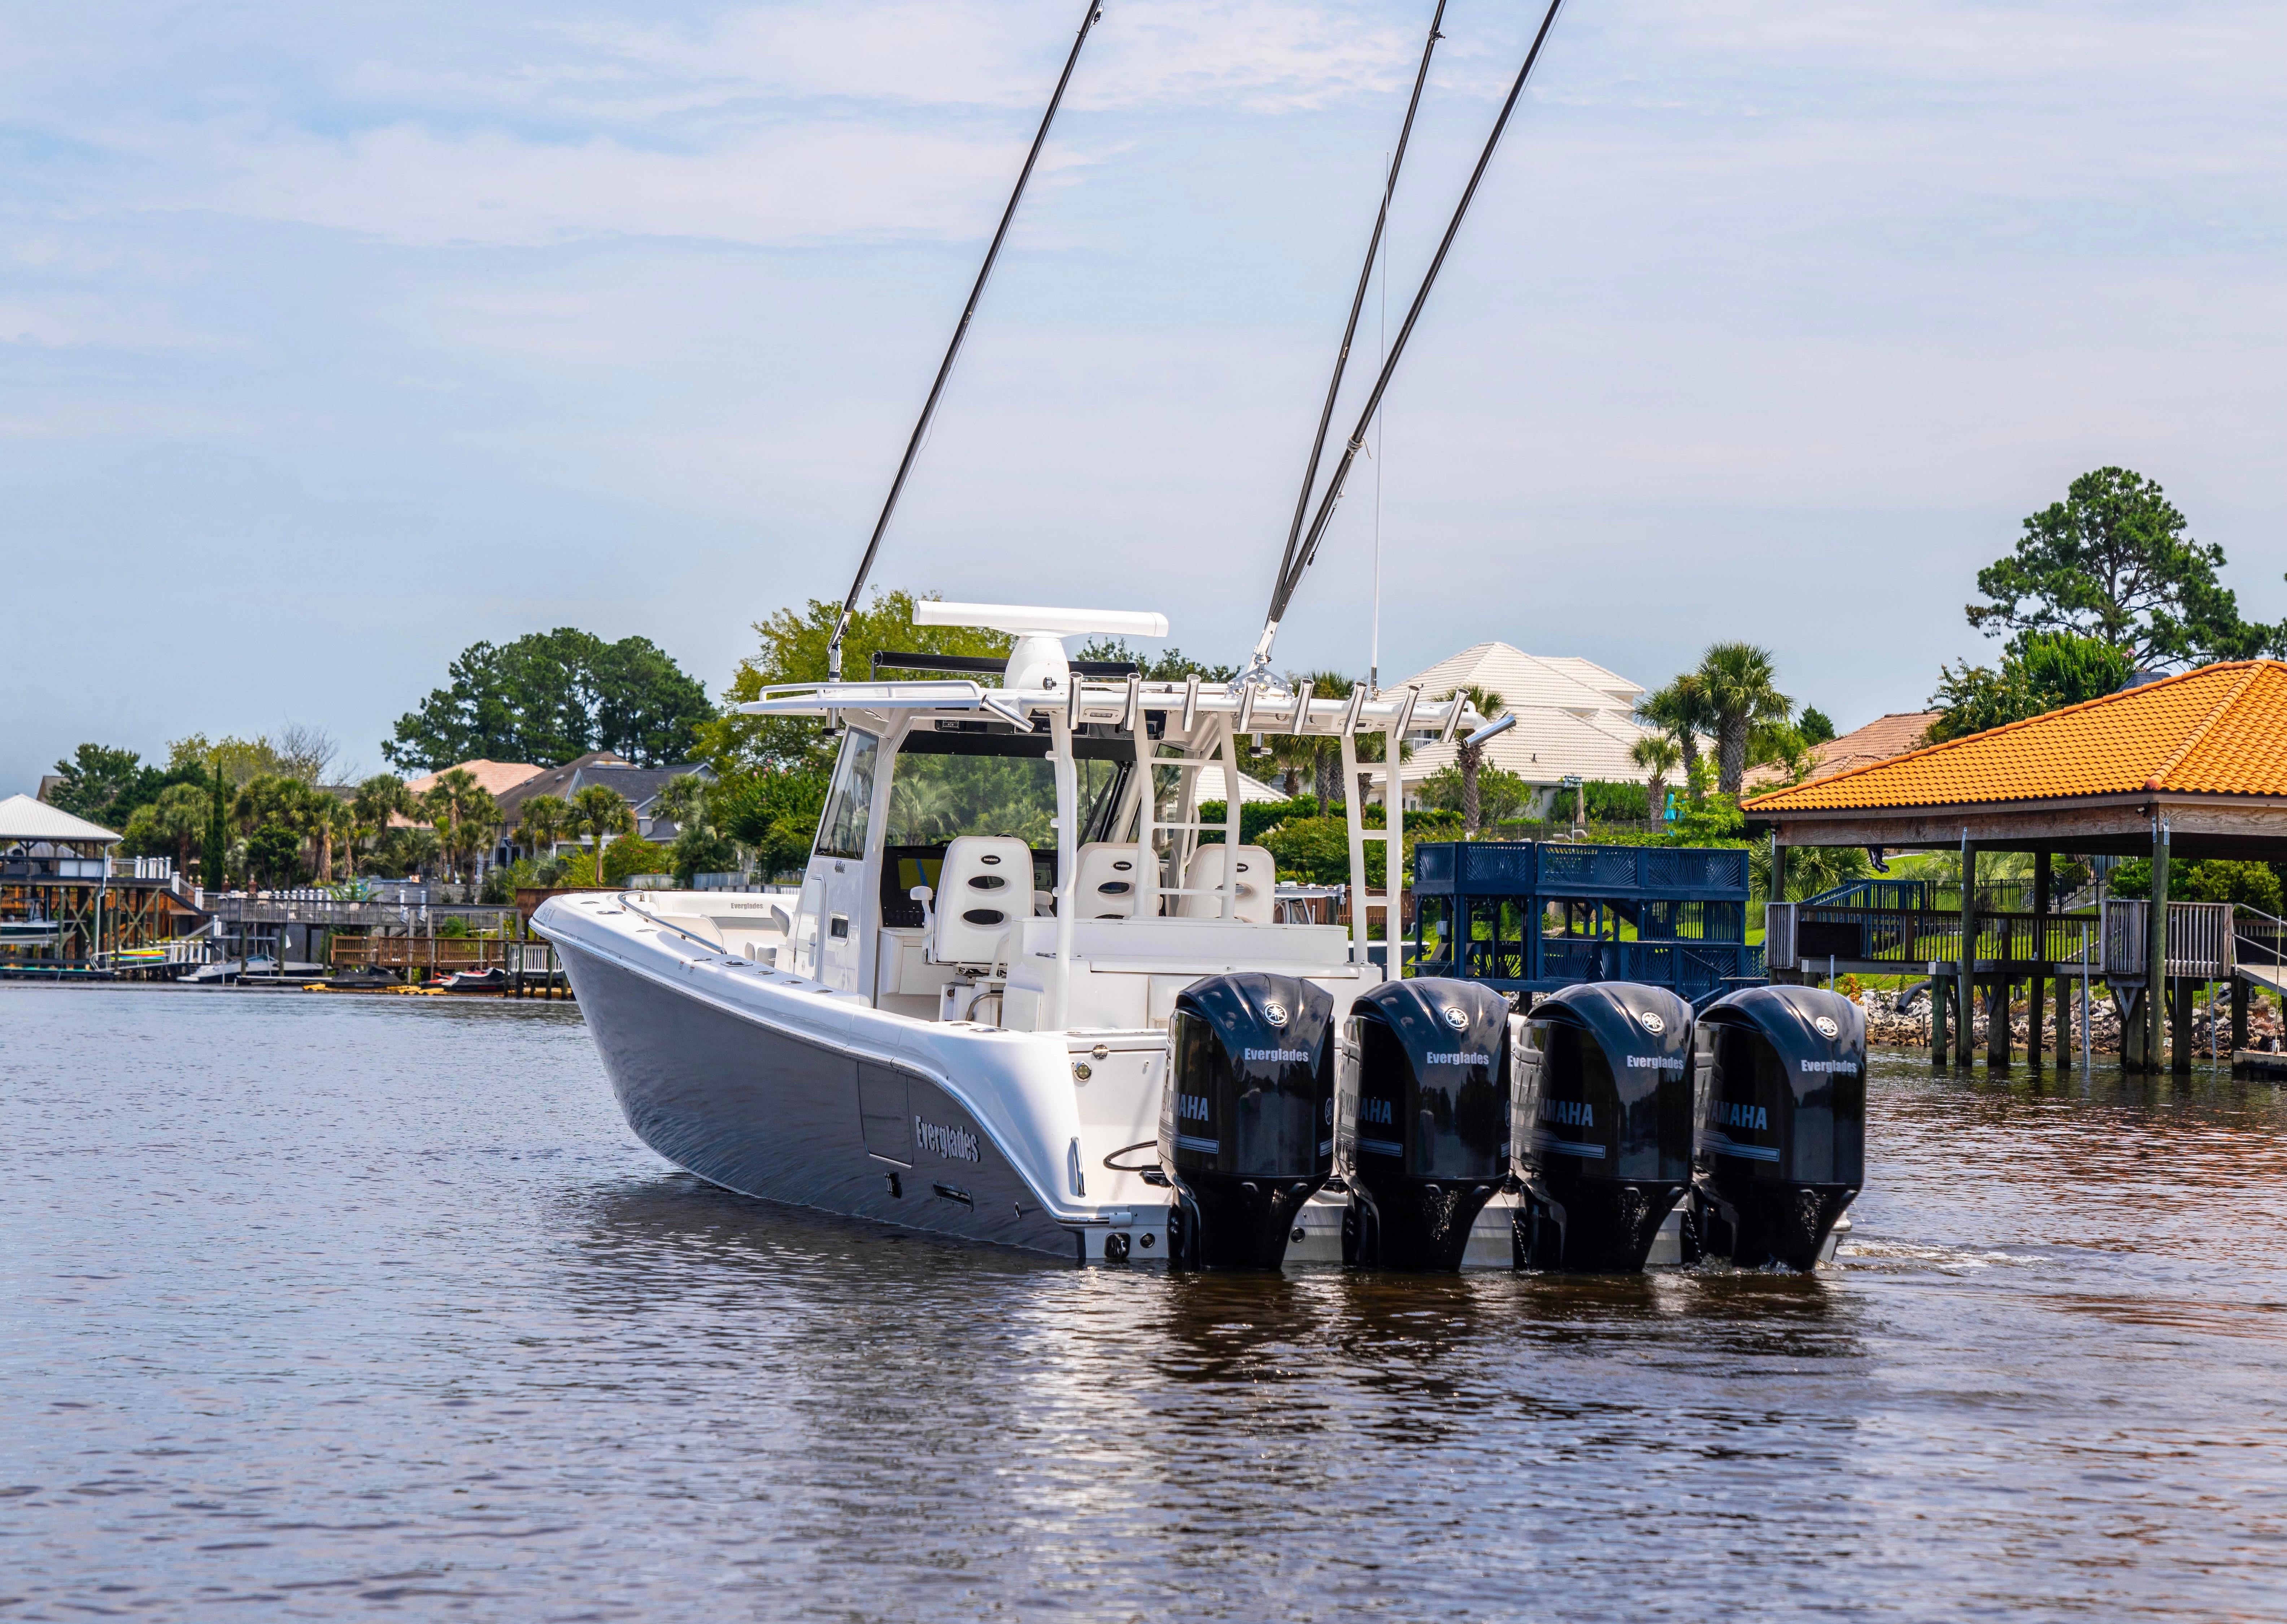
[1343,978,1512,1270]
[1689,985,1864,1271]
[1510,982,1696,1272]
[1159,972,1335,1269]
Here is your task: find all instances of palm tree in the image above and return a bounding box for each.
[568,784,635,879]
[231,774,334,881]
[1438,686,1507,836]
[317,798,354,882]
[515,793,571,864]
[135,783,210,875]
[1629,734,1682,823]
[651,774,709,837]
[1635,673,1715,791]
[348,775,411,875]
[419,769,500,884]
[1696,643,1792,794]
[1293,670,1355,806]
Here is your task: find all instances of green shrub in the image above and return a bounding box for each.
[672,827,740,887]
[1581,780,1650,821]
[2116,858,2284,915]
[1260,817,1352,885]
[1195,797,1317,846]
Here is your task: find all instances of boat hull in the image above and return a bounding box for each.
[559,934,1086,1259]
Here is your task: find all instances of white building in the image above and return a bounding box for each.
[1372,643,1672,812]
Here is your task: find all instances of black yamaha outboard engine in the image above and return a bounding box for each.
[1689,985,1864,1271]
[1159,972,1335,1269]
[1511,982,1696,1272]
[1342,978,1512,1271]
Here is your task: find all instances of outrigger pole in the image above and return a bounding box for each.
[826,0,1107,687]
[1264,0,1448,680]
[1250,0,1569,679]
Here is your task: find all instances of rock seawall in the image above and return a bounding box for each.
[1856,985,2282,1056]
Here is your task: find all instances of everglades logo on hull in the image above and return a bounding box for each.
[1244,1047,1313,1063]
[914,1116,980,1163]
[1425,1051,1491,1066]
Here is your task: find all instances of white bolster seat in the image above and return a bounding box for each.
[1175,843,1276,924]
[930,835,1033,965]
[1072,841,1148,919]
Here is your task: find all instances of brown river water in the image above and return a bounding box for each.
[5,985,2286,1620]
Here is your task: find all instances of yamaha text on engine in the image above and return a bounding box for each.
[1159,972,1336,1268]
[1688,984,1864,1270]
[1341,978,1512,1270]
[1511,982,1696,1271]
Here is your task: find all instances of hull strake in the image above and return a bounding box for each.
[557,935,1085,1258]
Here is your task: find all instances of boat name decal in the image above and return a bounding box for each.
[1424,1050,1489,1066]
[1625,1055,1683,1070]
[1799,1059,1858,1074]
[1541,1098,1594,1128]
[914,1116,980,1162]
[1244,1047,1313,1063]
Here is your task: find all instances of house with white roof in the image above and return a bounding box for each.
[1370,643,1677,811]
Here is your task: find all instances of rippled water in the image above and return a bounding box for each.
[6,985,2287,1620]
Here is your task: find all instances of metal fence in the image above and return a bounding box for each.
[1770,897,2233,979]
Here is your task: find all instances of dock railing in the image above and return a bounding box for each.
[2101,899,2233,980]
[1774,897,2232,979]
[2234,908,2286,973]
[331,937,559,975]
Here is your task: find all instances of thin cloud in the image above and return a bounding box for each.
[0,293,234,350]
[129,120,1104,247]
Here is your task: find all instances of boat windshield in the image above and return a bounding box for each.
[886,733,1125,848]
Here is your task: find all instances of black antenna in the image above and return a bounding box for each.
[1258,0,1568,653]
[826,0,1106,685]
[1255,0,1448,675]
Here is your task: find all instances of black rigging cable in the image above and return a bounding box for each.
[1256,0,1568,663]
[1259,0,1448,670]
[826,0,1106,685]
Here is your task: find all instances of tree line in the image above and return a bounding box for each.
[40,463,2282,897]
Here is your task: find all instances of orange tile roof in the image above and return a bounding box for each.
[1743,661,2287,813]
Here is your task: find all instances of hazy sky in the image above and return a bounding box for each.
[6,0,2283,788]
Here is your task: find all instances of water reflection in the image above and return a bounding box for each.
[6,990,2287,1620]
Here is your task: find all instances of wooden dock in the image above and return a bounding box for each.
[2232,1049,2287,1082]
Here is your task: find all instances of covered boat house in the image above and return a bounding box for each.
[0,793,210,975]
[1743,660,2287,1073]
